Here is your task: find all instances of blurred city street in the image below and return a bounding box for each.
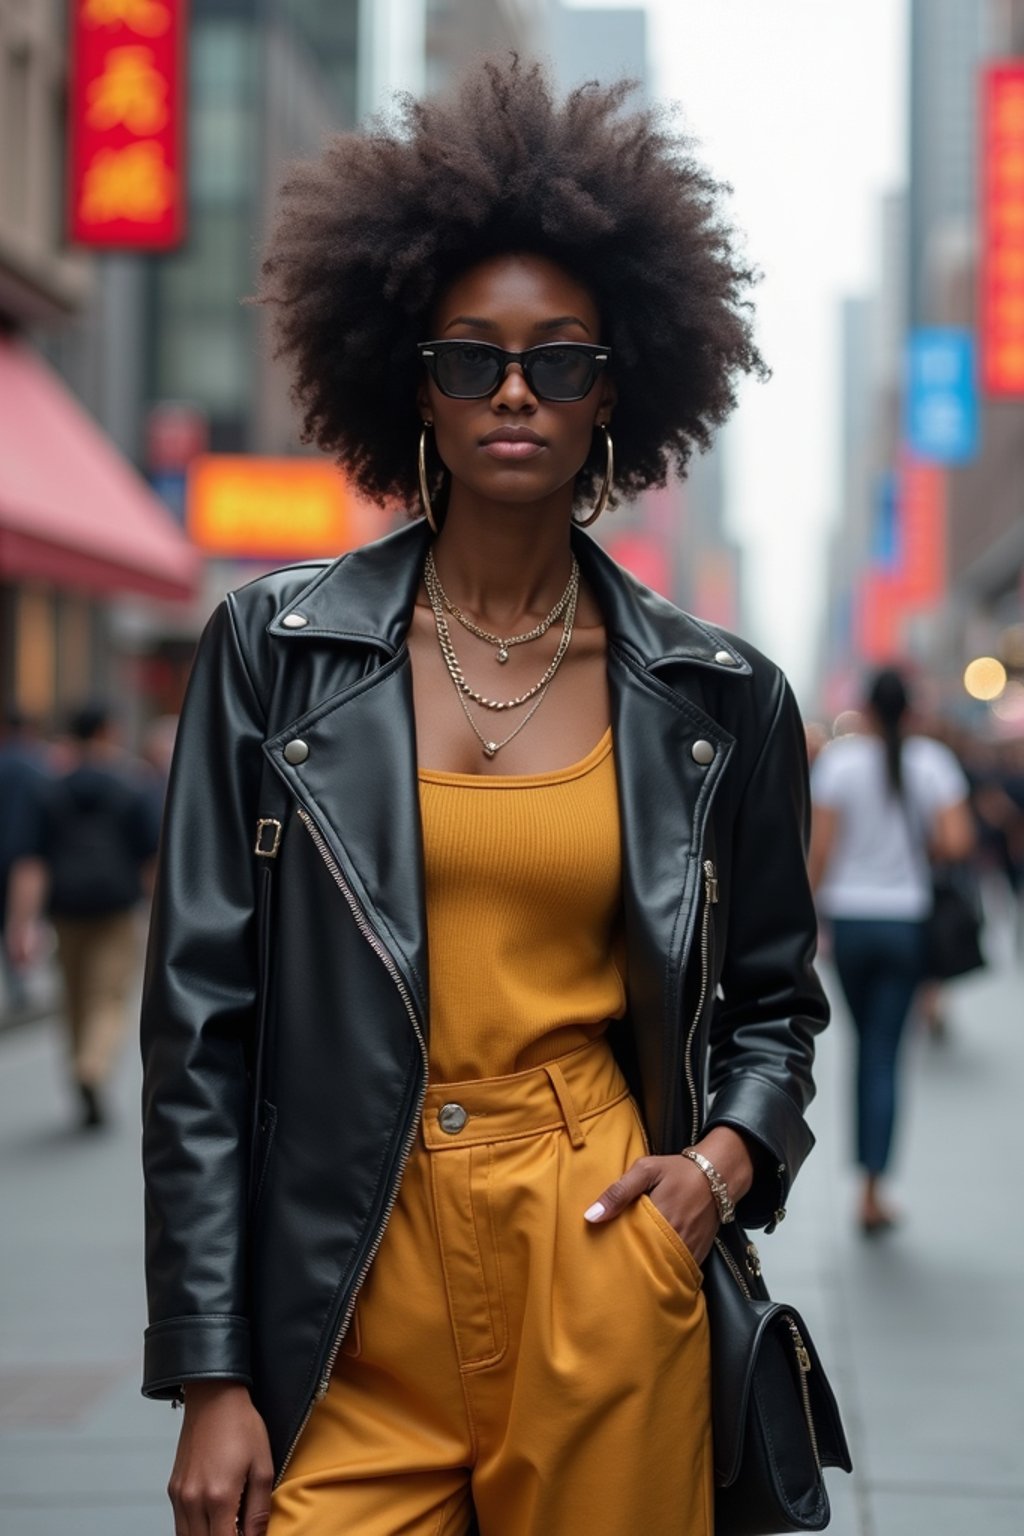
[1,925,1022,1536]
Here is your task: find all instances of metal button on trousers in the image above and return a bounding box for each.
[438,1102,468,1134]
[269,1039,713,1536]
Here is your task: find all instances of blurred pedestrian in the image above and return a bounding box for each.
[0,709,51,1015]
[7,702,160,1128]
[141,59,829,1536]
[809,668,974,1232]
[966,736,1024,948]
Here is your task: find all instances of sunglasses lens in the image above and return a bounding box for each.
[434,344,502,397]
[527,347,596,401]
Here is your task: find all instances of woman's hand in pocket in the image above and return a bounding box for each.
[583,1153,719,1264]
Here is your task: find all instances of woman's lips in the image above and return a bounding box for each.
[480,439,546,459]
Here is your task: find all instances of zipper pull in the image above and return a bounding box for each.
[787,1318,812,1373]
[703,859,719,904]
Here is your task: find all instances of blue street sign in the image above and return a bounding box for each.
[871,472,900,568]
[905,329,979,463]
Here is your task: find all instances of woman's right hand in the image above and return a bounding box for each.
[168,1381,274,1536]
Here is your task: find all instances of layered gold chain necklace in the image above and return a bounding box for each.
[432,555,577,664]
[423,548,579,758]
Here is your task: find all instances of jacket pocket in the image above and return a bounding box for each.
[250,1099,277,1210]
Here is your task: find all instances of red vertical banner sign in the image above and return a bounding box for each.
[896,455,946,605]
[980,62,1024,396]
[855,572,902,664]
[68,0,188,250]
[855,457,946,663]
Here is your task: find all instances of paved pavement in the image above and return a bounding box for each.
[1,927,1022,1535]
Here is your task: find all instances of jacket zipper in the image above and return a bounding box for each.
[684,858,787,1225]
[275,808,429,1482]
[684,858,718,1146]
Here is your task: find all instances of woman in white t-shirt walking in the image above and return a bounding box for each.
[809,670,973,1232]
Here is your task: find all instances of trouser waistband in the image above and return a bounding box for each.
[421,1037,629,1151]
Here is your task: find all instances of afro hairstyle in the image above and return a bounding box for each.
[258,55,767,510]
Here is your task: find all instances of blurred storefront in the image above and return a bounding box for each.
[0,0,198,733]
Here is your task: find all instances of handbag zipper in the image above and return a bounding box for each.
[274,808,430,1482]
[785,1315,822,1471]
[684,859,718,1145]
[713,1236,823,1474]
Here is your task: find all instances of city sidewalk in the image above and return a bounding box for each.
[0,943,1021,1534]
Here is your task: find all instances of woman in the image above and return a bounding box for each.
[142,60,828,1536]
[809,669,973,1233]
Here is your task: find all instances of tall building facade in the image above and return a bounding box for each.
[911,0,1024,701]
[907,0,988,326]
[825,0,1024,721]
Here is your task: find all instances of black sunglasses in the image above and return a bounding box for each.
[417,340,611,402]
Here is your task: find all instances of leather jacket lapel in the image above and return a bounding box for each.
[608,645,734,1146]
[264,649,429,1028]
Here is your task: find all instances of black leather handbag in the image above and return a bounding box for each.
[705,1222,852,1534]
[925,863,985,981]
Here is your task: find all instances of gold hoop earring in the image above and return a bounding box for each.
[574,425,613,528]
[418,423,438,534]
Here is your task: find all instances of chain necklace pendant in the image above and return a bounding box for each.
[483,741,499,758]
[426,549,578,666]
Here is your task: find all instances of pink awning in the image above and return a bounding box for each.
[0,335,200,602]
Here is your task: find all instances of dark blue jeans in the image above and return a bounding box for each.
[831,918,928,1176]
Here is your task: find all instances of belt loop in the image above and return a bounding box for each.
[545,1061,586,1148]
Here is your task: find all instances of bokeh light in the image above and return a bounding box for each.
[963,656,1008,701]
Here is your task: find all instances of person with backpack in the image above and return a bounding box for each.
[6,702,161,1128]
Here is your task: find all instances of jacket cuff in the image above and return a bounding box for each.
[703,1073,815,1232]
[142,1314,252,1400]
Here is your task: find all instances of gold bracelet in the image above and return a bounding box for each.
[680,1148,736,1224]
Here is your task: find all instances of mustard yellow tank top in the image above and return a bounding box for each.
[418,728,626,1082]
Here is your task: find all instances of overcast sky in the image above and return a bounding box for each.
[566,0,909,701]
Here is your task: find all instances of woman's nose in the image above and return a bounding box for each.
[491,362,537,410]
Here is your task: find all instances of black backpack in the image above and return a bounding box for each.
[45,767,157,918]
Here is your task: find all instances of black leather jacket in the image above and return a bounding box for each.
[140,519,828,1478]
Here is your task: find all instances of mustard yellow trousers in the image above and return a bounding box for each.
[270,1040,713,1536]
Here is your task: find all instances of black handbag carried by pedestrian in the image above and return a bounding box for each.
[705,1222,852,1534]
[900,793,985,982]
[924,862,985,980]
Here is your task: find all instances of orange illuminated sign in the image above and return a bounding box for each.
[187,456,391,560]
[981,63,1024,395]
[69,0,187,250]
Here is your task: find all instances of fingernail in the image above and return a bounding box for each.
[584,1202,606,1222]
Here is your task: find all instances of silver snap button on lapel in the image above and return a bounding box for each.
[714,649,736,666]
[283,739,309,765]
[438,1102,468,1134]
[691,739,716,766]
[281,613,308,629]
